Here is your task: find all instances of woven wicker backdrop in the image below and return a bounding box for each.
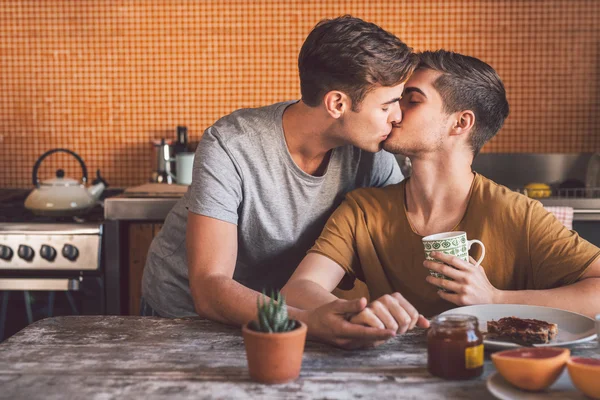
[1,0,599,188]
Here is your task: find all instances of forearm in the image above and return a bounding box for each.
[496,277,600,318]
[192,274,311,327]
[281,278,339,310]
[191,275,264,326]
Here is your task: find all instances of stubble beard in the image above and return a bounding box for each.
[382,129,445,157]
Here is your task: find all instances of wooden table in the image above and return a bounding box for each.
[0,316,598,399]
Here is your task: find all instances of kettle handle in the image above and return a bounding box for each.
[32,148,88,187]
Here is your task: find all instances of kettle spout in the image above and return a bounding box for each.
[88,182,105,200]
[89,169,108,200]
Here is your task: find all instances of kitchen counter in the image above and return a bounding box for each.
[4,316,598,399]
[107,177,600,222]
[104,183,187,221]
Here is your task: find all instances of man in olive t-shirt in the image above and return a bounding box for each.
[281,50,600,338]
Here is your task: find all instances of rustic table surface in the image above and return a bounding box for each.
[0,316,598,399]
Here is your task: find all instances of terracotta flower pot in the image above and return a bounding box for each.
[242,320,307,384]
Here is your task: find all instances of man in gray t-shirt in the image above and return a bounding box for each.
[143,101,402,317]
[142,16,418,349]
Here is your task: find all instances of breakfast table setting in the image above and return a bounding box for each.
[0,306,598,399]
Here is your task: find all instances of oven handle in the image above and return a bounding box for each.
[0,278,80,291]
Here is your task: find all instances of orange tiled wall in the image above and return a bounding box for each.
[1,0,599,188]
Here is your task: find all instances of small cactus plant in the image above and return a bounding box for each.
[249,289,298,333]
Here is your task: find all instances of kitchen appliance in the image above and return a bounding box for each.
[150,139,175,184]
[24,148,106,216]
[0,188,122,341]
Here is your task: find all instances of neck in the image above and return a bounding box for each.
[405,153,475,236]
[282,101,341,175]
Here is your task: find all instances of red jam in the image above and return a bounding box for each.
[427,314,484,380]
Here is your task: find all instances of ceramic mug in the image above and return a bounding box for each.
[422,231,486,283]
[175,152,195,185]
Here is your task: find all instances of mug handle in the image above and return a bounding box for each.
[467,239,486,268]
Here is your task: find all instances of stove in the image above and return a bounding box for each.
[0,189,124,273]
[0,188,123,341]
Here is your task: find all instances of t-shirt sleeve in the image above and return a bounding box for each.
[186,127,242,225]
[308,194,364,280]
[528,201,600,289]
[370,150,403,187]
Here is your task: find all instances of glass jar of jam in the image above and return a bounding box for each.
[427,314,484,380]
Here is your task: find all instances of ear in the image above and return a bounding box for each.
[323,91,349,119]
[451,110,475,136]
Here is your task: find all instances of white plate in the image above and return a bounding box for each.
[440,304,597,349]
[487,370,586,399]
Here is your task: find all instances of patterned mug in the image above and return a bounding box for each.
[422,231,486,287]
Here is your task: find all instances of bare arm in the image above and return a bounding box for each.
[495,257,600,318]
[187,212,396,348]
[427,252,600,318]
[187,212,263,326]
[282,252,430,335]
[281,252,347,310]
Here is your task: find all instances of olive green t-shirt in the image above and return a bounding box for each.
[309,173,600,317]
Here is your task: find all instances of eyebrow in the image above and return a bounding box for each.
[403,87,427,97]
[381,97,402,106]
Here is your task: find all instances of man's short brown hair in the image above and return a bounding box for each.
[299,15,416,111]
[417,50,510,156]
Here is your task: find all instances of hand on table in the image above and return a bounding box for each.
[348,292,430,337]
[424,251,500,305]
[305,297,397,350]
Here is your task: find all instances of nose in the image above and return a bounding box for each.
[389,102,402,124]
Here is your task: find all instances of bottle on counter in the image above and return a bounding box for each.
[174,126,189,155]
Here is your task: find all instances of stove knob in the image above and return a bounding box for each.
[62,244,79,261]
[18,245,35,262]
[0,245,13,261]
[40,245,57,262]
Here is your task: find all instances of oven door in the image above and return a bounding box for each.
[0,275,104,342]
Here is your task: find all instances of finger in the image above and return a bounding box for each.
[429,251,471,270]
[416,315,430,329]
[332,297,367,314]
[370,301,401,332]
[350,309,386,330]
[437,290,463,305]
[390,293,420,332]
[362,306,394,330]
[425,275,462,292]
[424,260,465,280]
[349,309,384,329]
[379,299,409,333]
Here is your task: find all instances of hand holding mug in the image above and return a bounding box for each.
[422,231,486,290]
[424,251,500,306]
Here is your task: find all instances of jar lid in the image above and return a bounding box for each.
[431,314,479,328]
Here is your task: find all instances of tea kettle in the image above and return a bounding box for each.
[24,148,107,216]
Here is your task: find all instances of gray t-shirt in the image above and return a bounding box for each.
[142,101,403,317]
